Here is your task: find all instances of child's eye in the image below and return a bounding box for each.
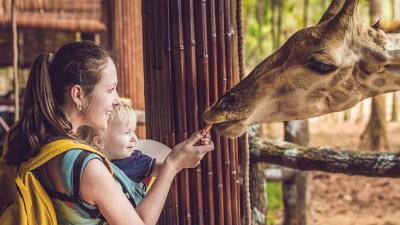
[123,130,132,135]
[108,87,116,93]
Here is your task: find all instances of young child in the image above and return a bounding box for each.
[78,102,169,189]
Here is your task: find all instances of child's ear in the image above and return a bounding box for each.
[93,136,105,149]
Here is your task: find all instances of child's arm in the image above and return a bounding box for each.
[136,140,171,177]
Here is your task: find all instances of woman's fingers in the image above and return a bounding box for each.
[195,142,214,154]
[187,131,207,146]
[198,137,212,145]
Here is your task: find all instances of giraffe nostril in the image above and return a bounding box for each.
[219,92,237,108]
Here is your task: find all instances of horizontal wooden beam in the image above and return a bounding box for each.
[249,136,400,178]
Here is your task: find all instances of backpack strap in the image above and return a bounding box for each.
[113,172,137,208]
[72,150,102,219]
[47,150,137,220]
[70,151,137,214]
[46,150,103,219]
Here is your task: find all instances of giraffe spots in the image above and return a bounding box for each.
[263,74,277,84]
[279,98,301,110]
[305,91,324,103]
[395,79,400,86]
[328,70,348,87]
[367,90,380,97]
[341,79,354,91]
[329,90,348,103]
[372,78,386,87]
[274,85,295,98]
[290,75,314,89]
[357,61,374,77]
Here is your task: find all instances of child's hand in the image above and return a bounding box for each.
[167,130,214,172]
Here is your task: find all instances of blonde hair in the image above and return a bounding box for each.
[109,102,137,130]
[77,102,137,147]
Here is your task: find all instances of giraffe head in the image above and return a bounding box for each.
[202,0,400,137]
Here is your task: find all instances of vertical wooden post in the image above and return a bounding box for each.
[283,120,309,225]
[12,0,19,121]
[250,161,268,225]
[111,0,146,138]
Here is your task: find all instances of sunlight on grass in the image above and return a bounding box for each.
[266,182,282,225]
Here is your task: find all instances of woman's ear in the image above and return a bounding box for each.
[70,84,84,110]
[93,135,105,149]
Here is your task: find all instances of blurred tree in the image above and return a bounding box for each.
[359,0,389,151]
[391,0,399,121]
[303,0,309,27]
[283,121,308,225]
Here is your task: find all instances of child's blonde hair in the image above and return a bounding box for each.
[109,102,137,130]
[78,102,137,148]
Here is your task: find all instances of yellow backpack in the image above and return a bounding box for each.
[0,139,112,225]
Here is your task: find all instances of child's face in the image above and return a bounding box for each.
[103,122,138,160]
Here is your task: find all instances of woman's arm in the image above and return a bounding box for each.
[81,159,145,225]
[134,131,213,225]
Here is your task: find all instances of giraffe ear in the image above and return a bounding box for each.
[379,21,400,33]
[318,0,345,24]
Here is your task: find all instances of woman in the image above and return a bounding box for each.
[3,41,214,225]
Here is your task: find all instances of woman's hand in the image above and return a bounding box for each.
[166,130,214,173]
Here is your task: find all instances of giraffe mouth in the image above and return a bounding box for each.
[385,64,400,73]
[212,118,248,138]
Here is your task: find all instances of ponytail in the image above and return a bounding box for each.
[4,53,73,166]
[4,41,110,166]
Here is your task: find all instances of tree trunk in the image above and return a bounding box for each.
[391,93,398,121]
[277,0,283,47]
[255,0,266,53]
[12,0,19,121]
[359,95,389,150]
[111,0,146,138]
[391,0,399,122]
[303,0,309,27]
[360,0,388,151]
[250,137,400,178]
[392,0,399,20]
[271,0,277,50]
[283,121,308,225]
[250,162,268,225]
[343,110,351,122]
[355,101,364,124]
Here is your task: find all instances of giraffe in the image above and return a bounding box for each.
[202,0,400,138]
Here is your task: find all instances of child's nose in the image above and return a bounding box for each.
[130,134,137,143]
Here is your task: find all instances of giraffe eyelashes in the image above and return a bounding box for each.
[306,58,338,75]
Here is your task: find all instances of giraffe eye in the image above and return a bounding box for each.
[306,58,337,75]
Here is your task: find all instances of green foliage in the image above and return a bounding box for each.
[242,0,396,73]
[266,182,282,225]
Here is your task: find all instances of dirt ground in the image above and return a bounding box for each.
[293,119,400,225]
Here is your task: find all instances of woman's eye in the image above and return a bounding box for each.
[306,58,337,75]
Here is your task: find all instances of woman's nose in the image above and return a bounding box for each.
[112,92,121,109]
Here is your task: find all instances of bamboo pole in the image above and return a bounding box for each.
[182,1,204,225]
[205,0,219,224]
[225,0,240,223]
[170,1,192,224]
[12,0,19,121]
[219,1,234,224]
